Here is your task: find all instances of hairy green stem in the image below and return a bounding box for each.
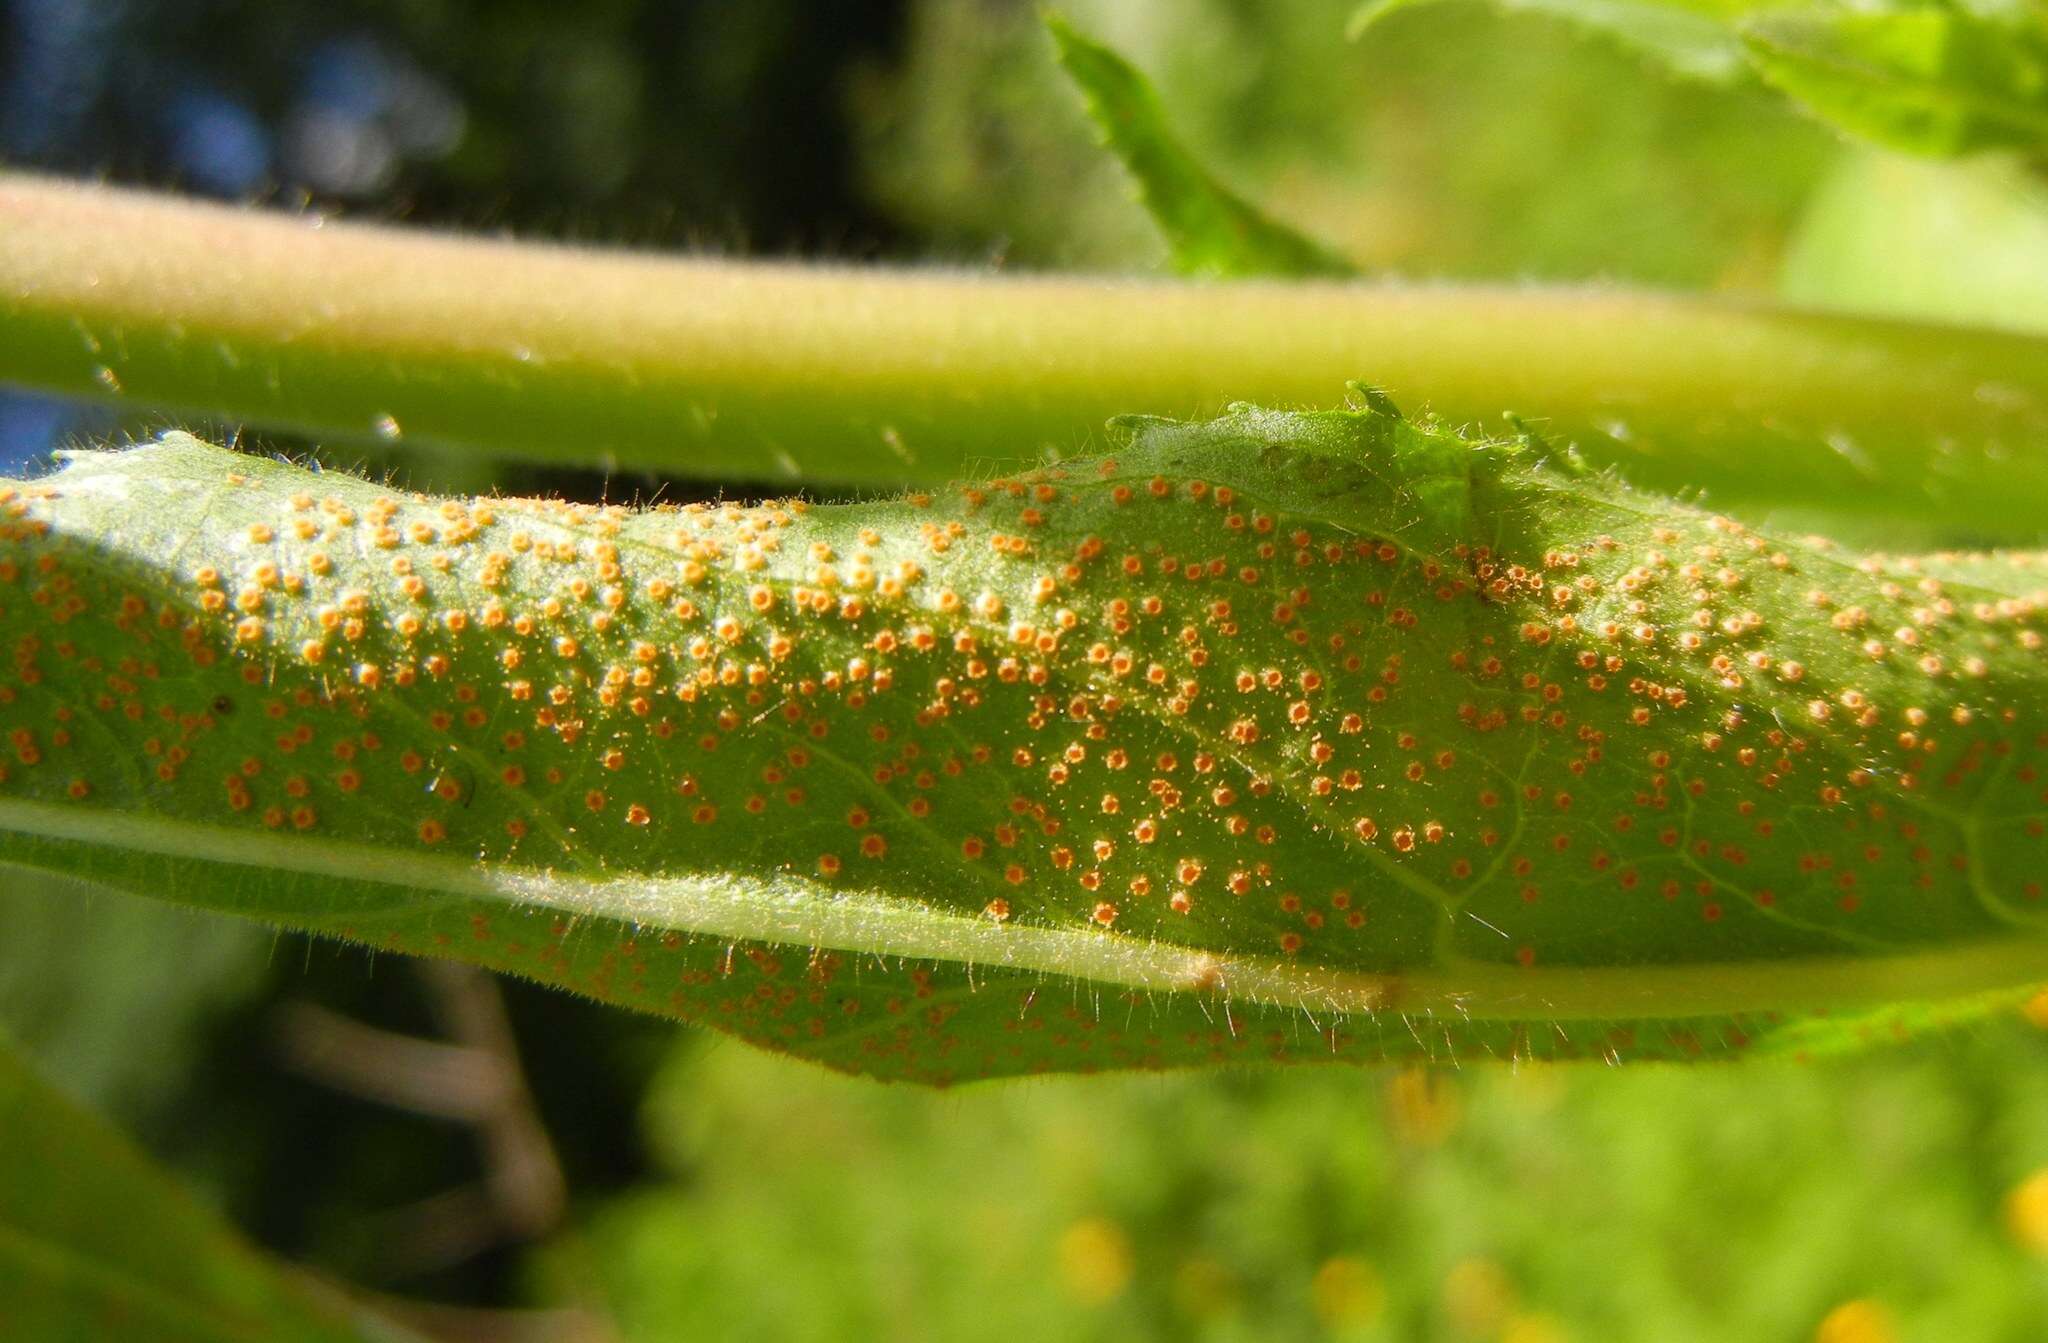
[2,173,2047,531]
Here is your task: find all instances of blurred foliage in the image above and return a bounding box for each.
[1781,152,2048,335]
[0,1028,417,1341]
[0,876,268,1123]
[6,0,2048,1340]
[1741,7,2048,158]
[1347,1,2048,162]
[859,0,1836,286]
[547,1021,2048,1342]
[1348,0,1754,83]
[146,943,676,1311]
[1045,14,1355,277]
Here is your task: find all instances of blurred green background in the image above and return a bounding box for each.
[5,1,2048,1339]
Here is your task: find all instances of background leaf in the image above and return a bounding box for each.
[1350,0,1750,83]
[1357,0,2048,158]
[0,877,270,1123]
[1744,9,2048,157]
[1045,14,1356,278]
[4,402,2048,1083]
[872,0,1834,288]
[0,1030,413,1341]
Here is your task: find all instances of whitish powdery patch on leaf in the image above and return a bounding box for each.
[1,395,2046,1083]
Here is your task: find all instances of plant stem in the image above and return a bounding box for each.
[3,172,2046,531]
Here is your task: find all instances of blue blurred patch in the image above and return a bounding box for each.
[0,0,119,159]
[0,390,111,476]
[164,89,271,197]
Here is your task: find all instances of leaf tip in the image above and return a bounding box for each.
[1343,381,1405,421]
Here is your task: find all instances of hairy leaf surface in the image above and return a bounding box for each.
[1046,15,1356,279]
[3,400,2047,1083]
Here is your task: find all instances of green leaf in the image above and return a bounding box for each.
[1354,0,2048,157]
[3,398,2047,1084]
[1743,8,2048,156]
[0,877,270,1120]
[1349,0,1751,83]
[1044,14,1356,278]
[0,1031,413,1341]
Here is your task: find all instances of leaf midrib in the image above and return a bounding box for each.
[7,796,2048,1023]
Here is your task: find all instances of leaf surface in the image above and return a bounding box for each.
[3,400,2046,1083]
[1046,15,1356,278]
[0,1031,412,1341]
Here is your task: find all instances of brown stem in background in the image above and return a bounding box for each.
[273,962,565,1256]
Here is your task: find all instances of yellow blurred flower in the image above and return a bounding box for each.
[1815,1299,1898,1343]
[1388,1067,1462,1146]
[1311,1254,1385,1330]
[1502,1311,1572,1343]
[2005,1167,2048,1257]
[1443,1256,1515,1337]
[1056,1215,1134,1305]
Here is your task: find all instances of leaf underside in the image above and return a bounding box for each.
[3,397,2047,1084]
